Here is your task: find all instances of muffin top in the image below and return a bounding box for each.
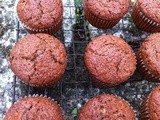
[78,94,136,120]
[148,85,160,120]
[137,0,160,23]
[139,33,160,78]
[84,0,130,20]
[85,35,136,86]
[16,0,63,29]
[10,33,66,87]
[4,96,63,120]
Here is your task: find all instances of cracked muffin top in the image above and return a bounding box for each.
[10,33,67,87]
[137,0,160,23]
[139,33,160,78]
[84,35,136,87]
[78,94,136,120]
[4,96,63,120]
[84,0,130,20]
[16,0,63,29]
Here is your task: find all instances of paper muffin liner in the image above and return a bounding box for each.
[90,75,109,87]
[90,75,119,87]
[137,52,160,82]
[91,75,132,87]
[86,68,113,87]
[132,2,160,33]
[25,17,63,35]
[85,8,120,29]
[15,0,62,35]
[140,93,151,120]
[14,69,62,87]
[18,76,61,88]
[89,72,128,87]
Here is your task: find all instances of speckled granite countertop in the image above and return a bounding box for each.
[0,0,158,119]
[0,0,16,119]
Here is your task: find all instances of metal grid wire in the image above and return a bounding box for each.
[12,0,157,119]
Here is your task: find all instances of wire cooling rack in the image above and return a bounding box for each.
[12,0,158,119]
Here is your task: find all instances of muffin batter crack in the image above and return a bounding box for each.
[38,0,44,25]
[21,104,34,119]
[116,57,123,76]
[35,35,64,65]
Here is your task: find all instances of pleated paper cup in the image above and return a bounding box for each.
[137,51,160,82]
[132,2,160,33]
[85,8,120,29]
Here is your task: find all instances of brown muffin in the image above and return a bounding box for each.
[84,35,136,87]
[4,95,63,120]
[132,0,160,33]
[10,33,67,87]
[78,94,136,120]
[84,0,130,29]
[137,33,160,82]
[140,85,160,120]
[16,0,63,34]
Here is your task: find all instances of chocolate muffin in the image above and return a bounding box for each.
[4,95,63,120]
[132,0,160,33]
[84,0,130,29]
[140,85,160,120]
[10,33,67,87]
[84,35,136,87]
[78,94,136,120]
[137,33,160,82]
[16,0,63,34]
